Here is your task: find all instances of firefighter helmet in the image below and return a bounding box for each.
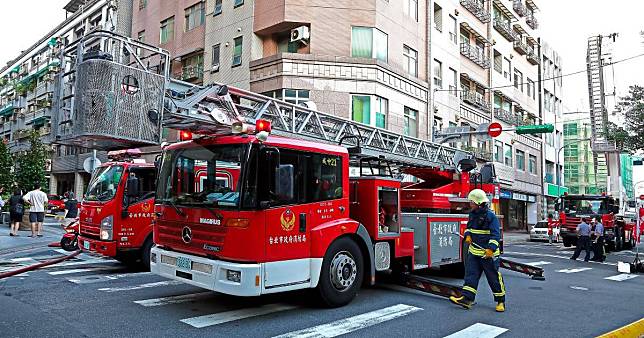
[468,189,489,205]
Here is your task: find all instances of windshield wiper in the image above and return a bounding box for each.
[165,198,185,217]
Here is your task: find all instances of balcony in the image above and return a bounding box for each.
[513,0,527,17]
[513,40,528,55]
[461,90,491,112]
[493,19,517,42]
[180,65,204,82]
[526,47,539,65]
[460,0,491,23]
[460,43,491,69]
[526,14,538,30]
[494,108,520,125]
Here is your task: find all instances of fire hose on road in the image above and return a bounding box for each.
[0,250,81,280]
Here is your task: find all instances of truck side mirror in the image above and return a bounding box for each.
[126,176,140,198]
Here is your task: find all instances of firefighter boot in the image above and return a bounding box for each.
[495,302,505,312]
[449,296,473,309]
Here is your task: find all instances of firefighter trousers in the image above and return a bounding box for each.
[591,236,605,262]
[461,253,506,303]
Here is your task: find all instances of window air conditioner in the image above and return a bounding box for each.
[290,26,310,45]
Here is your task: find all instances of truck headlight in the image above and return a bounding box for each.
[100,215,113,240]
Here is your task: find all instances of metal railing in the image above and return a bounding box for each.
[461,91,491,112]
[493,19,517,42]
[494,108,520,125]
[459,0,491,23]
[513,40,528,55]
[526,47,539,65]
[460,43,491,69]
[180,65,204,81]
[513,0,527,17]
[526,14,538,30]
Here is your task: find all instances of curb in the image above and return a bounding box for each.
[597,317,644,338]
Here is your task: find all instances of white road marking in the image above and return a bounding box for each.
[10,257,37,263]
[556,268,592,274]
[69,272,151,284]
[272,304,423,338]
[49,267,118,275]
[504,251,617,266]
[41,259,114,269]
[98,280,182,292]
[182,304,297,328]
[134,292,213,307]
[569,286,589,291]
[604,274,639,282]
[54,249,73,255]
[443,323,509,338]
[526,261,552,266]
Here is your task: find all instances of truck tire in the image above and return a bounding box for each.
[316,237,364,308]
[60,236,78,252]
[615,229,623,251]
[141,237,154,271]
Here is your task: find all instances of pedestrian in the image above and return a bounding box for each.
[547,214,555,245]
[62,191,79,227]
[450,189,506,312]
[570,217,592,262]
[8,189,24,236]
[591,217,605,262]
[23,184,48,237]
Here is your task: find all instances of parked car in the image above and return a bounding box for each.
[47,194,66,213]
[529,220,550,242]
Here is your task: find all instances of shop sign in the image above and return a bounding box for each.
[499,190,512,199]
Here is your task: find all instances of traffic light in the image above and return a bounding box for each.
[515,124,555,135]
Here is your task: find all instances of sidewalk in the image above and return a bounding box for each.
[0,219,64,257]
[503,231,530,245]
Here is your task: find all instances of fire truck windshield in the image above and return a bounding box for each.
[157,144,247,208]
[562,198,608,215]
[85,165,124,202]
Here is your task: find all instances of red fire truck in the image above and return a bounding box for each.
[558,193,636,251]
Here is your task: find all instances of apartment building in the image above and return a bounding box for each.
[132,0,206,85]
[0,0,131,196]
[563,112,602,195]
[539,39,566,217]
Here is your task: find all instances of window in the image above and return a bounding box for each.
[544,90,551,111]
[403,45,418,77]
[513,69,523,91]
[185,2,205,31]
[449,68,457,95]
[516,150,525,170]
[527,78,534,99]
[137,30,145,42]
[494,141,503,163]
[448,15,457,43]
[351,27,388,62]
[232,36,243,67]
[529,155,537,174]
[126,167,156,204]
[433,59,442,88]
[211,44,220,71]
[503,57,511,80]
[504,144,512,167]
[214,0,222,15]
[262,89,310,105]
[138,0,147,10]
[405,0,419,21]
[404,107,418,137]
[234,0,244,7]
[563,123,578,136]
[493,50,502,73]
[352,95,387,128]
[160,16,174,44]
[181,54,204,81]
[433,3,442,31]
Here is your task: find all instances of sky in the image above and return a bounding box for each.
[1,0,643,193]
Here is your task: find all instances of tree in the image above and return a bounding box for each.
[0,140,14,192]
[614,85,644,152]
[15,131,48,193]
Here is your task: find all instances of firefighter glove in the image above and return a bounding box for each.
[465,235,472,244]
[484,248,494,259]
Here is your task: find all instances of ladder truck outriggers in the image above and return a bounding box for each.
[52,31,541,307]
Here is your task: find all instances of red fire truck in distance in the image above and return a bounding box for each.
[78,149,157,268]
[558,193,636,251]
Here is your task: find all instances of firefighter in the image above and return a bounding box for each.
[449,189,505,312]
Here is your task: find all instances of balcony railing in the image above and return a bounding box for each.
[493,19,517,42]
[526,14,539,30]
[461,91,491,112]
[526,47,539,65]
[180,65,204,82]
[460,0,491,23]
[460,43,491,69]
[513,40,528,55]
[513,0,527,17]
[494,108,520,125]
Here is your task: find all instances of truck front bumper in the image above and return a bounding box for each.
[78,236,117,257]
[150,246,262,297]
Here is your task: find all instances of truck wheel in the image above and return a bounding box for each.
[615,230,623,251]
[316,237,364,308]
[141,238,154,271]
[60,236,78,252]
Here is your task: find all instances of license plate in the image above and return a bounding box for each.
[83,241,90,250]
[176,256,192,270]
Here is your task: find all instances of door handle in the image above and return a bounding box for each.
[299,213,307,233]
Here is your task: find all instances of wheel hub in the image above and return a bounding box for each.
[330,251,357,292]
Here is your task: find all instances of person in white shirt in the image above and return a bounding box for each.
[23,184,48,237]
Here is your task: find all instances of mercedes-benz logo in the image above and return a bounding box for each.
[181,226,192,244]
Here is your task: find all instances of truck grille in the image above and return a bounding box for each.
[80,223,101,239]
[157,221,227,251]
[563,217,581,228]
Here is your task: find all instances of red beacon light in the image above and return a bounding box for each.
[255,119,272,133]
[179,130,193,141]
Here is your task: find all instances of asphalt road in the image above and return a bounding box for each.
[0,224,642,338]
